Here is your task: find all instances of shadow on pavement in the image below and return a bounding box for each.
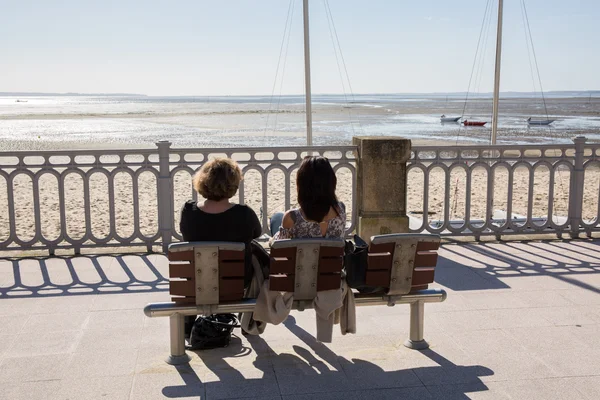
[163,316,494,399]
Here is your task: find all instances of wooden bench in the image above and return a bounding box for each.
[144,234,446,365]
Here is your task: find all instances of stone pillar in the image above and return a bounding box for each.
[353,136,411,242]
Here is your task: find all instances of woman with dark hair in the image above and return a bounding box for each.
[271,156,346,240]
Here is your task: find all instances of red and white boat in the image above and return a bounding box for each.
[463,120,487,127]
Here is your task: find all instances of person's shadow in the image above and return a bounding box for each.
[162,316,494,399]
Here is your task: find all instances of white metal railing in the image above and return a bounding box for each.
[0,142,357,253]
[408,136,600,238]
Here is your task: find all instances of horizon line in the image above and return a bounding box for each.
[2,89,600,98]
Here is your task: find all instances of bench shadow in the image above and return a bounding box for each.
[0,254,168,298]
[436,239,600,293]
[162,316,494,399]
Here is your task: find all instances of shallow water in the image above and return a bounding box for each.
[1,94,599,150]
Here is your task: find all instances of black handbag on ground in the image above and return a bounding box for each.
[344,234,385,294]
[188,314,240,350]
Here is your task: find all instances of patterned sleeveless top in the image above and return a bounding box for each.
[273,202,346,240]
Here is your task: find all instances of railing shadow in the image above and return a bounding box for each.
[161,316,494,399]
[0,254,168,298]
[436,239,600,293]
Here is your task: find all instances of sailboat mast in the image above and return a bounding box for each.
[303,0,313,146]
[491,0,504,145]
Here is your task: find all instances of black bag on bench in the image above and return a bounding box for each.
[188,314,240,350]
[344,235,385,294]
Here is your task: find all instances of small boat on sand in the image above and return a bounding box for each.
[463,120,487,127]
[527,117,555,126]
[440,115,461,123]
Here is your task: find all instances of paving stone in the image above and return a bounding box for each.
[501,378,588,400]
[64,347,138,378]
[22,311,89,332]
[0,354,70,383]
[54,375,133,400]
[0,315,29,335]
[75,326,142,351]
[1,380,62,400]
[32,294,96,314]
[6,329,81,357]
[450,329,559,381]
[131,370,205,399]
[563,376,600,400]
[85,309,145,330]
[91,291,169,311]
[425,381,510,399]
[355,386,432,400]
[282,392,357,400]
[0,297,41,316]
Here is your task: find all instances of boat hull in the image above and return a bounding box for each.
[463,120,487,126]
[527,119,555,126]
[441,117,461,123]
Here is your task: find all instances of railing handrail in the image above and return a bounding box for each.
[0,142,358,254]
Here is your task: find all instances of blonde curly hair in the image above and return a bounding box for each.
[193,158,242,201]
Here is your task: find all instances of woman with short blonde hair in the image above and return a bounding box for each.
[180,158,262,338]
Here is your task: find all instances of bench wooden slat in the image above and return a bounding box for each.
[219,249,245,261]
[416,241,440,252]
[270,247,297,260]
[219,278,244,299]
[367,253,393,270]
[170,280,195,297]
[270,257,295,274]
[169,250,194,262]
[317,274,341,291]
[411,269,435,286]
[319,246,344,257]
[220,292,245,302]
[219,261,245,277]
[414,251,438,268]
[318,257,344,273]
[365,270,392,287]
[269,275,295,292]
[172,296,195,304]
[169,263,194,279]
[368,242,395,254]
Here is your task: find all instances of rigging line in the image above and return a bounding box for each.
[482,1,498,145]
[264,0,295,136]
[323,0,355,135]
[522,0,549,120]
[456,0,493,145]
[323,0,348,103]
[520,0,537,96]
[522,0,567,217]
[273,0,297,133]
[324,0,364,133]
[474,1,494,96]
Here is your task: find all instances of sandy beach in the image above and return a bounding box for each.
[2,95,600,245]
[2,157,600,246]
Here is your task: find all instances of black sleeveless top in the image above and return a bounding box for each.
[179,200,262,286]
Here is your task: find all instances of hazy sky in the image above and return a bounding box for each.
[1,0,598,95]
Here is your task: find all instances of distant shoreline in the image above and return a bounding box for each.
[0,92,146,97]
[1,90,599,99]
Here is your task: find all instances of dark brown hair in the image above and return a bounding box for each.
[296,156,338,222]
[193,158,242,201]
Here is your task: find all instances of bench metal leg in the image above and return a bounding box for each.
[404,301,429,350]
[166,314,191,365]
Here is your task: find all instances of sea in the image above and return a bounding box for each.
[1,93,599,150]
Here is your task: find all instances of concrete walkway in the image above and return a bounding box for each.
[1,240,600,399]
